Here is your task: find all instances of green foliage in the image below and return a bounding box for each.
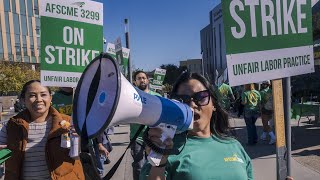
[291,67,320,102]
[0,61,40,95]
[163,83,173,93]
[313,12,320,39]
[159,64,187,85]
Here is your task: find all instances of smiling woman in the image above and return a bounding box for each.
[20,80,53,120]
[141,72,253,180]
[0,80,85,179]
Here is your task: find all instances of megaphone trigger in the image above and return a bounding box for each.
[144,123,177,166]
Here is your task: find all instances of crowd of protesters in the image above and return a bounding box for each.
[0,70,293,180]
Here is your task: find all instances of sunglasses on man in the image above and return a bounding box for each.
[171,90,211,106]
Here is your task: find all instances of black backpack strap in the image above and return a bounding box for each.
[103,125,145,180]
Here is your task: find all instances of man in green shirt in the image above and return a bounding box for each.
[260,80,276,145]
[241,83,261,145]
[130,70,161,180]
[218,83,235,110]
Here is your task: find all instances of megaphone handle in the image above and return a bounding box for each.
[147,123,177,166]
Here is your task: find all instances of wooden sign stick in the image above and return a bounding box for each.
[272,79,287,180]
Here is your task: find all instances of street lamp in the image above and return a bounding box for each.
[124,19,132,83]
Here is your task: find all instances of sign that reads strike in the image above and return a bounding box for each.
[222,0,314,86]
[40,0,103,87]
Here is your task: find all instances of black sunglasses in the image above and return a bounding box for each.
[172,90,211,106]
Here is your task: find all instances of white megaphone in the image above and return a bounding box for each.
[73,53,193,166]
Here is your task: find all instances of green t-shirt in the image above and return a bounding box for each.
[260,88,270,104]
[260,87,273,108]
[241,90,261,112]
[51,91,73,115]
[218,83,234,110]
[130,90,161,144]
[140,134,253,180]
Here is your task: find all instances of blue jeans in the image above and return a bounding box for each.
[97,156,105,176]
[244,111,259,144]
[94,143,105,176]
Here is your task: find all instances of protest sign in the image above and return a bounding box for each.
[222,0,314,86]
[106,43,130,76]
[150,68,166,90]
[40,0,103,87]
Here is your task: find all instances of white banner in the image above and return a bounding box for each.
[40,0,103,25]
[41,70,82,87]
[227,46,314,86]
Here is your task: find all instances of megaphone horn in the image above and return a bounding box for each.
[73,53,193,139]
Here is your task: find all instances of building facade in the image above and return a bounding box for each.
[200,4,227,84]
[200,24,214,81]
[180,59,202,75]
[0,0,40,63]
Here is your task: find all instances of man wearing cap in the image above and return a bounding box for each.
[260,80,276,144]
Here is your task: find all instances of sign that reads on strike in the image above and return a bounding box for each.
[150,68,166,90]
[40,0,103,87]
[222,0,314,86]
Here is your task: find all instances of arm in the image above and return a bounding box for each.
[247,159,254,180]
[241,93,246,105]
[145,128,173,180]
[98,143,110,157]
[148,167,166,180]
[258,92,262,110]
[229,93,235,102]
[0,145,7,150]
[97,131,110,157]
[0,123,8,148]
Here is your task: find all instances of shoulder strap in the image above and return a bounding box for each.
[103,125,145,180]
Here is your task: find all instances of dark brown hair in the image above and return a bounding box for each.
[20,80,52,99]
[171,72,230,138]
[133,70,148,80]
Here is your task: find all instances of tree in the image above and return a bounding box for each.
[313,3,320,39]
[291,67,320,102]
[159,64,187,85]
[162,83,173,93]
[0,61,40,95]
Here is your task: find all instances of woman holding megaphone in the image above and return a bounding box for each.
[141,72,253,180]
[0,80,85,179]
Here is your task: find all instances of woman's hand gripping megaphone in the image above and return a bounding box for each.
[144,123,177,167]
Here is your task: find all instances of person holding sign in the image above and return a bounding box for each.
[130,71,161,180]
[242,84,261,145]
[259,81,276,145]
[141,72,253,180]
[0,80,84,179]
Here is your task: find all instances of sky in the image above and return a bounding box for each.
[94,0,221,71]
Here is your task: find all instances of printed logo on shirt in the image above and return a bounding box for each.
[224,153,244,163]
[248,91,258,106]
[219,87,229,96]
